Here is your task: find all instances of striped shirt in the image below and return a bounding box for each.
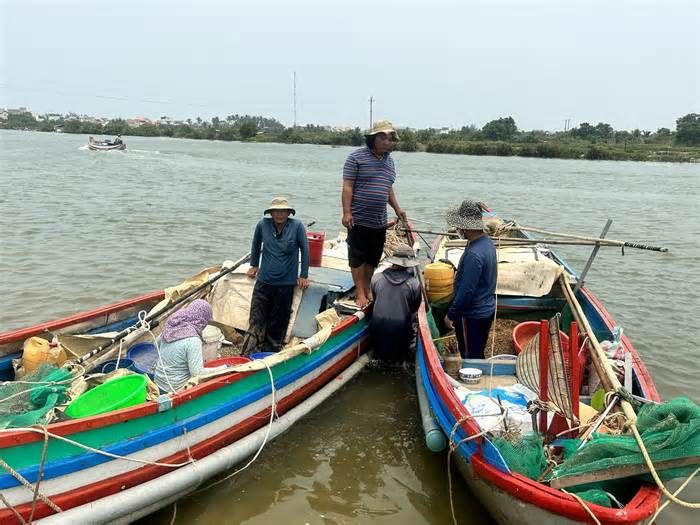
[343,146,396,228]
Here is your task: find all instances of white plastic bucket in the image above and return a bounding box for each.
[201,326,224,363]
[458,367,483,384]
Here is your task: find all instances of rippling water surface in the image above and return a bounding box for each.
[1,131,698,524]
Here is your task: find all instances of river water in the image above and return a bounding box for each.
[0,130,698,524]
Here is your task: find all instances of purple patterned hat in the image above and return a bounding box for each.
[161,299,212,343]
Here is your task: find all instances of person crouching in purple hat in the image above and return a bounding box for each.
[154,299,226,392]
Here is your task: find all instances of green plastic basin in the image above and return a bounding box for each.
[65,374,148,418]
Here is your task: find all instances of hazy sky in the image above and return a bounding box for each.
[1,0,698,131]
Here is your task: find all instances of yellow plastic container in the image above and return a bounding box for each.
[427,289,454,302]
[424,262,455,302]
[22,336,67,373]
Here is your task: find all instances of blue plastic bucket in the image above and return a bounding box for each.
[127,343,158,378]
[92,358,136,375]
[249,352,275,360]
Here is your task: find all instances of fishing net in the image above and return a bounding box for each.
[567,488,612,508]
[425,307,445,353]
[492,432,548,480]
[550,397,700,488]
[428,294,454,336]
[0,364,72,429]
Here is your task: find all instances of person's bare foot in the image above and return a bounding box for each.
[355,294,370,308]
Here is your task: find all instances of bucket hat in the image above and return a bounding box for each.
[365,120,399,140]
[385,244,419,268]
[264,196,296,216]
[445,199,484,231]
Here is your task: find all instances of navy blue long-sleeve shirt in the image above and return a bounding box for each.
[249,217,309,285]
[448,236,497,320]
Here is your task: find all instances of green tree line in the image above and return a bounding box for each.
[2,111,699,162]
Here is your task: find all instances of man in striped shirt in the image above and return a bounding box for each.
[342,120,407,307]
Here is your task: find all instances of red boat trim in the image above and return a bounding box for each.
[0,291,164,346]
[0,310,367,448]
[471,454,660,524]
[418,292,662,522]
[417,304,481,437]
[0,341,368,523]
[580,287,660,401]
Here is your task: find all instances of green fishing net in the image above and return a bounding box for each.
[490,398,699,507]
[492,432,549,480]
[551,397,700,487]
[0,364,72,429]
[426,307,444,352]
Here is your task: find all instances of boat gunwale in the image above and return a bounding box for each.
[420,230,662,522]
[0,341,369,523]
[0,291,165,347]
[0,293,367,448]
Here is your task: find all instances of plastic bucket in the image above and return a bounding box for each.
[512,321,570,355]
[250,352,275,360]
[92,358,136,375]
[201,326,224,363]
[205,356,251,367]
[307,232,325,267]
[65,374,147,418]
[127,343,159,378]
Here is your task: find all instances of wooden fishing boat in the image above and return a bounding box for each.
[87,136,126,151]
[0,233,372,523]
[415,208,670,524]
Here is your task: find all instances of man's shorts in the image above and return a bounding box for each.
[347,224,386,268]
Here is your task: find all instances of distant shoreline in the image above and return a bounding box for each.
[2,119,699,163]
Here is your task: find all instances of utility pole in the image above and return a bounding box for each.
[368,96,374,130]
[293,71,297,129]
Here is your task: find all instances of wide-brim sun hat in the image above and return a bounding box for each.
[264,196,296,216]
[385,244,419,267]
[365,120,399,141]
[445,199,484,231]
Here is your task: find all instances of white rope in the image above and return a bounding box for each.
[138,310,177,394]
[113,338,124,372]
[562,489,601,525]
[0,426,193,468]
[651,468,699,522]
[193,359,278,494]
[446,413,504,525]
[630,424,700,509]
[0,364,85,406]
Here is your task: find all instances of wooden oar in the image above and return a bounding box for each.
[76,220,317,366]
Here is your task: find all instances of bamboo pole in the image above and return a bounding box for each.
[400,227,667,252]
[559,275,637,424]
[505,225,668,252]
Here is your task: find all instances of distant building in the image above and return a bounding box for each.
[7,107,29,116]
[127,116,150,127]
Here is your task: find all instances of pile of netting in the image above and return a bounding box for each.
[491,397,700,507]
[552,397,700,484]
[0,364,73,429]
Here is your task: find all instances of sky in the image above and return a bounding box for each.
[1,0,698,131]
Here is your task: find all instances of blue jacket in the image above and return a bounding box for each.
[250,217,309,285]
[448,236,497,320]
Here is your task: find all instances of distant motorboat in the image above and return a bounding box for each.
[88,136,126,151]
